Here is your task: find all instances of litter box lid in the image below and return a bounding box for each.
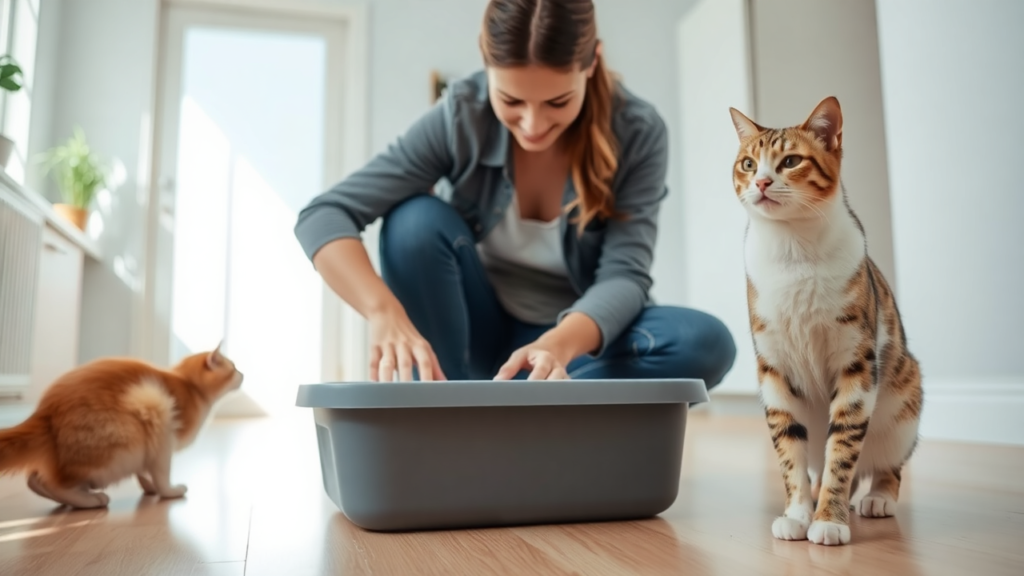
[295,378,709,409]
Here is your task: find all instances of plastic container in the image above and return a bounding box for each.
[295,378,708,532]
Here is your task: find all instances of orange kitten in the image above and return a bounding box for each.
[729,97,923,546]
[0,346,243,508]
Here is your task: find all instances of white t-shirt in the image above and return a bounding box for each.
[476,194,579,325]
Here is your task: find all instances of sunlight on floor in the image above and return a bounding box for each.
[0,519,94,544]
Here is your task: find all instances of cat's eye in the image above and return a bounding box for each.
[741,158,756,171]
[781,155,803,169]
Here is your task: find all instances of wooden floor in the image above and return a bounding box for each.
[1,399,1022,575]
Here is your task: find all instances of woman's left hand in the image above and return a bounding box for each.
[493,343,571,380]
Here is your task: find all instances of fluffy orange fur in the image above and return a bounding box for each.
[0,346,242,508]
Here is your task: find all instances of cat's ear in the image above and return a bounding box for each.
[729,107,764,140]
[801,96,843,151]
[206,340,225,370]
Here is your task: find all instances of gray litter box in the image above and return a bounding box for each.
[295,378,708,532]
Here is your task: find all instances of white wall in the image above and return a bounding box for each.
[750,0,894,286]
[876,0,1024,445]
[677,0,755,395]
[48,0,160,362]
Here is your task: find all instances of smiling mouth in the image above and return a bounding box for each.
[755,194,780,206]
[520,127,554,143]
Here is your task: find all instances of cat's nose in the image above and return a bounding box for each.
[756,178,773,193]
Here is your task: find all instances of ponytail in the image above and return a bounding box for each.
[565,52,620,234]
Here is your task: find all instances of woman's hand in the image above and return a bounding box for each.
[493,343,571,381]
[493,312,603,381]
[312,238,444,382]
[368,307,446,382]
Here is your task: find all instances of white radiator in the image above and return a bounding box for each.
[0,186,43,398]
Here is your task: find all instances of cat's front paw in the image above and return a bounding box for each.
[808,520,851,545]
[159,484,188,499]
[859,494,897,517]
[772,516,809,540]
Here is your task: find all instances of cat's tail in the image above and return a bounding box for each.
[0,415,50,474]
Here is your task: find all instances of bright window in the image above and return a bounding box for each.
[0,0,40,185]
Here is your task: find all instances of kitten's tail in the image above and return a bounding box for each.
[0,416,50,474]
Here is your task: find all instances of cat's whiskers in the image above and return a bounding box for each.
[790,196,831,224]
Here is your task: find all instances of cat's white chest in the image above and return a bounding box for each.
[745,220,865,392]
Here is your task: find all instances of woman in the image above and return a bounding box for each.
[294,0,736,385]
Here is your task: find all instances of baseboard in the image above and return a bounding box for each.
[706,381,1024,447]
[918,380,1024,446]
[702,391,763,416]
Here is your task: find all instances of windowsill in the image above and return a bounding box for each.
[0,169,102,261]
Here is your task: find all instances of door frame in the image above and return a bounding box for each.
[142,0,370,385]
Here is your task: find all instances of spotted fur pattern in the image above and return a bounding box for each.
[728,97,922,546]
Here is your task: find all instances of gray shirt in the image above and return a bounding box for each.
[293,70,669,356]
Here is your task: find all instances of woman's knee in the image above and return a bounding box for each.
[645,306,737,388]
[379,194,465,268]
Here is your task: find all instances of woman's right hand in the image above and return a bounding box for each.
[367,307,446,382]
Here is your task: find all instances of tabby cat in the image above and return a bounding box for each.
[728,97,923,546]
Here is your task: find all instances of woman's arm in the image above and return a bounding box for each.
[294,99,454,261]
[311,237,403,321]
[313,238,445,381]
[296,95,456,382]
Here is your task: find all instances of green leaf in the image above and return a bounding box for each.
[0,59,22,92]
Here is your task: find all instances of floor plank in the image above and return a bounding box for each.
[0,403,1021,575]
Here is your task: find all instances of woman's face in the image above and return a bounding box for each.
[487,61,595,153]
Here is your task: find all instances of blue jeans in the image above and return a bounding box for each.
[379,195,737,389]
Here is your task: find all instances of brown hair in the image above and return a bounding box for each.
[480,0,620,232]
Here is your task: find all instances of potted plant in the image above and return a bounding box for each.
[40,127,108,231]
[0,54,23,170]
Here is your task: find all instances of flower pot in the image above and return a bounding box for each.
[0,134,13,170]
[54,203,89,231]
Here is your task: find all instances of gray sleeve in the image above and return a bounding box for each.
[558,113,669,357]
[293,97,454,262]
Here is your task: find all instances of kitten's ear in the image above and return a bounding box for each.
[206,340,225,370]
[802,96,843,151]
[729,107,764,140]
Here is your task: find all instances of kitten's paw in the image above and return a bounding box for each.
[71,491,110,509]
[137,474,158,495]
[772,516,809,540]
[27,473,54,500]
[859,494,897,517]
[808,520,850,546]
[159,485,188,499]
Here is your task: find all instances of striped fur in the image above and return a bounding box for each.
[729,97,923,546]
